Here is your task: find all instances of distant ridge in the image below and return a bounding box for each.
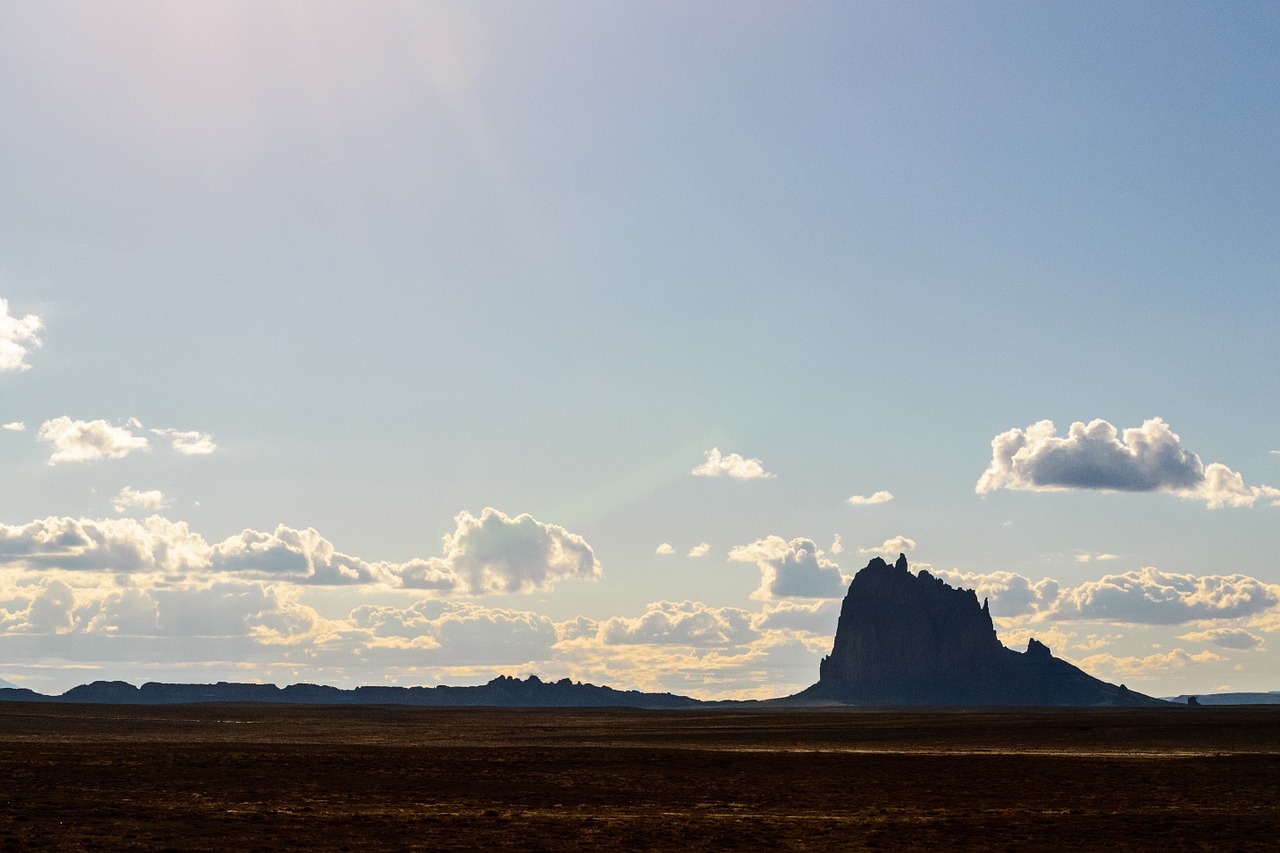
[0,675,699,710]
[1166,692,1280,706]
[792,555,1167,707]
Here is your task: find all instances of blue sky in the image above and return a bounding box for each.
[1,1,1277,698]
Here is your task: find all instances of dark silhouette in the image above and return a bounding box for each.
[793,554,1166,706]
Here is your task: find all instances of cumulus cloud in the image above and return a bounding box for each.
[423,507,602,595]
[687,543,711,558]
[859,535,916,557]
[848,491,894,506]
[0,508,599,595]
[113,487,167,514]
[655,543,675,555]
[1050,568,1280,624]
[211,526,386,585]
[1075,553,1119,563]
[38,417,149,463]
[752,599,842,636]
[977,418,1280,508]
[2,422,25,432]
[829,534,844,554]
[729,536,845,600]
[599,600,757,647]
[1178,628,1265,651]
[929,565,1280,626]
[151,428,217,456]
[691,447,774,479]
[0,299,42,372]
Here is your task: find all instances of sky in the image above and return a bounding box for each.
[1,1,1277,700]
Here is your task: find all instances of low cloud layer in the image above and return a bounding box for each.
[0,508,601,595]
[691,448,774,479]
[0,299,42,372]
[729,536,845,600]
[929,566,1280,626]
[977,418,1280,508]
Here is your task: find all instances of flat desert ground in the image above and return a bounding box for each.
[0,702,1276,850]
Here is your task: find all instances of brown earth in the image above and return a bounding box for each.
[0,702,1276,850]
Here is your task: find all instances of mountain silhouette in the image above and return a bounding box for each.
[793,554,1165,706]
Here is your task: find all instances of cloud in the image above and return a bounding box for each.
[211,526,386,585]
[976,418,1280,508]
[691,447,774,480]
[423,507,602,595]
[0,516,208,574]
[1078,648,1223,677]
[349,600,559,665]
[599,600,757,647]
[1178,628,1265,651]
[151,428,217,456]
[858,535,916,557]
[686,543,710,558]
[929,565,1280,626]
[2,422,25,432]
[0,508,600,595]
[752,599,842,636]
[113,487,167,514]
[0,299,42,372]
[38,417,149,463]
[655,543,675,555]
[848,491,894,506]
[1074,553,1119,563]
[1049,568,1280,624]
[829,534,844,554]
[729,536,845,600]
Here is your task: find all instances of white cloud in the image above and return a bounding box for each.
[151,428,217,456]
[752,599,842,636]
[0,516,208,574]
[0,299,42,373]
[38,417,149,463]
[729,536,845,600]
[686,543,710,558]
[858,535,916,557]
[1074,553,1119,563]
[211,526,386,585]
[655,543,675,555]
[977,418,1280,508]
[1178,628,1265,651]
[929,565,1280,626]
[113,487,167,514]
[0,508,600,596]
[599,600,757,647]
[349,600,559,665]
[691,447,774,479]
[829,534,844,554]
[1078,648,1223,678]
[422,507,602,595]
[848,491,894,506]
[2,422,25,432]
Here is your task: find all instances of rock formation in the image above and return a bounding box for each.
[795,554,1165,706]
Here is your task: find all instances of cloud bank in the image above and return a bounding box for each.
[0,299,42,372]
[691,448,774,479]
[0,508,601,595]
[977,418,1279,508]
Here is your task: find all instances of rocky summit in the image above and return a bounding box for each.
[795,555,1165,706]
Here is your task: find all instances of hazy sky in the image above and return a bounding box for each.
[2,1,1277,699]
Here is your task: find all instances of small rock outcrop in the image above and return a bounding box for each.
[796,555,1164,706]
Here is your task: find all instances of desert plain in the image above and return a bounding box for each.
[0,702,1276,850]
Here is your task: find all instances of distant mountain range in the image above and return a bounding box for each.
[0,674,699,709]
[1165,692,1280,706]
